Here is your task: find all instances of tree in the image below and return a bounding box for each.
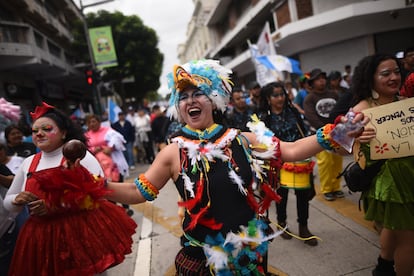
[71,10,163,103]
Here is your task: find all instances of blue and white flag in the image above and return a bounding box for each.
[108,98,122,123]
[248,41,283,86]
[248,22,284,86]
[256,55,303,76]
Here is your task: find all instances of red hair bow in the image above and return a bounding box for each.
[30,102,55,120]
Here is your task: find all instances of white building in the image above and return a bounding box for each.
[178,0,216,63]
[181,0,414,87]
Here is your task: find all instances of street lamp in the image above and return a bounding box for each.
[79,0,114,116]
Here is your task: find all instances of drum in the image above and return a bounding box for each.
[280,159,315,189]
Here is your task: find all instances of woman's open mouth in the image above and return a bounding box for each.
[188,108,201,118]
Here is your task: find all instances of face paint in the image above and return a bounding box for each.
[32,124,56,135]
[32,117,66,153]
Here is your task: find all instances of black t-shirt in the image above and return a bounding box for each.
[6,142,37,158]
[0,164,13,176]
[151,116,170,143]
[329,90,354,122]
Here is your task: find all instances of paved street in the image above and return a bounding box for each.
[107,156,385,276]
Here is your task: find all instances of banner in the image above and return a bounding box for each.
[363,97,414,159]
[89,26,118,69]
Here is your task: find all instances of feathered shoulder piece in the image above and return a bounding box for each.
[246,114,280,160]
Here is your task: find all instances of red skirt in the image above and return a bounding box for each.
[9,201,136,276]
[9,166,137,276]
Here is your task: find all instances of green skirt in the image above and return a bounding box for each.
[362,156,414,230]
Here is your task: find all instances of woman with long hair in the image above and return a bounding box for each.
[352,53,414,276]
[260,82,317,246]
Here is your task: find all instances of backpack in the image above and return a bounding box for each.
[338,159,385,193]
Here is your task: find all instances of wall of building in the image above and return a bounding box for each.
[179,0,215,63]
[204,0,413,84]
[311,0,369,14]
[299,36,374,74]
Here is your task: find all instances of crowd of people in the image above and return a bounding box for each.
[221,48,414,275]
[0,46,412,275]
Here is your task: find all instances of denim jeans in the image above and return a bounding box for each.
[123,141,135,167]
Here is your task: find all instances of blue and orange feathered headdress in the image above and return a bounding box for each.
[166,59,233,120]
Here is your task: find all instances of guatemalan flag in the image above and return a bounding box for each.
[108,98,122,123]
[255,55,303,76]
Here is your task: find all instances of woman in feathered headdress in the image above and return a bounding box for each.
[107,59,368,275]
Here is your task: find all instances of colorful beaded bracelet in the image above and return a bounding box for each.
[134,174,159,201]
[316,124,341,151]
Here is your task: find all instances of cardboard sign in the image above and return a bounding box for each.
[363,97,414,160]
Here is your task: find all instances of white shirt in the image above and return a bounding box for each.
[4,147,103,214]
[134,114,151,132]
[6,155,24,175]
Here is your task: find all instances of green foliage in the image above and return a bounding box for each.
[70,10,163,102]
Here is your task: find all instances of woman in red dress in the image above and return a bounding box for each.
[4,103,136,276]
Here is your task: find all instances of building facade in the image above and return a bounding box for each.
[0,0,92,115]
[181,0,414,88]
[178,0,216,63]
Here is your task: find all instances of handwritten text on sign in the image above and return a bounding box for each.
[363,97,414,160]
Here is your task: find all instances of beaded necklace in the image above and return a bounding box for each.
[181,123,223,140]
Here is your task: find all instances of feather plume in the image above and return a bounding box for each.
[228,169,246,195]
[185,205,209,230]
[198,217,223,230]
[260,184,282,213]
[178,177,204,211]
[203,245,229,271]
[252,149,275,159]
[182,172,195,198]
[209,90,228,113]
[246,191,259,213]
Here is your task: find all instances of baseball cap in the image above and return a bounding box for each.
[308,68,326,84]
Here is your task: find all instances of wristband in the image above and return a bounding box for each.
[134,174,159,201]
[316,124,341,151]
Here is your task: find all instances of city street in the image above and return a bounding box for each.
[107,155,384,276]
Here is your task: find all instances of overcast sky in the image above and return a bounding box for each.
[82,0,195,96]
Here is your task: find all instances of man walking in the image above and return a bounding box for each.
[112,112,136,170]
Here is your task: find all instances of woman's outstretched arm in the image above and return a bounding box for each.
[106,143,180,204]
[242,111,367,162]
